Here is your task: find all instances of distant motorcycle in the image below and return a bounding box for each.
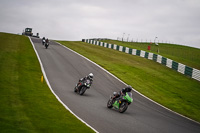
[74,79,91,95]
[42,39,45,45]
[45,42,49,49]
[107,92,133,113]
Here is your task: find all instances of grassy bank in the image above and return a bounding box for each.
[101,40,200,70]
[0,33,94,132]
[58,40,200,122]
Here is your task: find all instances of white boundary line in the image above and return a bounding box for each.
[56,41,200,125]
[28,37,99,133]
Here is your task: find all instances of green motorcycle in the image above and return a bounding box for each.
[107,92,133,113]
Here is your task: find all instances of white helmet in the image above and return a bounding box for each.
[88,73,94,79]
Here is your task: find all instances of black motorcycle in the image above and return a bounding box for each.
[74,79,91,95]
[42,39,45,45]
[45,42,49,49]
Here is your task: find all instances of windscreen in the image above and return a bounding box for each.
[126,92,133,98]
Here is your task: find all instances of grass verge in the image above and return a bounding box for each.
[0,33,94,133]
[58,40,200,123]
[102,40,200,70]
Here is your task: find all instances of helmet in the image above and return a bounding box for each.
[113,92,117,96]
[88,73,93,79]
[126,85,132,92]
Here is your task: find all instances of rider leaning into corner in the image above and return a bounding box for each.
[42,37,45,45]
[45,38,49,43]
[77,73,94,88]
[112,85,132,100]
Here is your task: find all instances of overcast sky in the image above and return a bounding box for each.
[0,0,200,48]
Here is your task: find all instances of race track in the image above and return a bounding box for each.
[31,37,200,133]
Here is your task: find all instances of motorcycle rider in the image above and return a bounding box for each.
[45,38,49,48]
[76,73,94,91]
[45,38,49,44]
[112,85,132,100]
[42,37,45,45]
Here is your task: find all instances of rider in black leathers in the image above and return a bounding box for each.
[45,38,49,44]
[76,73,94,90]
[42,37,45,45]
[112,85,132,100]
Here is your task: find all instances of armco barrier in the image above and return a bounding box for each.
[83,39,200,81]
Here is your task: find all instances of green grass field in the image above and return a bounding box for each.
[0,33,94,132]
[101,40,200,70]
[58,40,200,122]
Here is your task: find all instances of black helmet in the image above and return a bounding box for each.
[126,85,132,92]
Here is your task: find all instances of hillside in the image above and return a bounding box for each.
[101,40,200,70]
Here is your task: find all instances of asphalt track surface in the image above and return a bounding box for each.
[31,37,200,133]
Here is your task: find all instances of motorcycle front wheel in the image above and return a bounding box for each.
[79,86,87,95]
[74,86,77,92]
[119,102,128,113]
[107,99,113,108]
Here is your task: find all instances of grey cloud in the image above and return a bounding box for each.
[0,0,200,48]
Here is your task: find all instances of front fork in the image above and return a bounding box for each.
[76,82,82,92]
